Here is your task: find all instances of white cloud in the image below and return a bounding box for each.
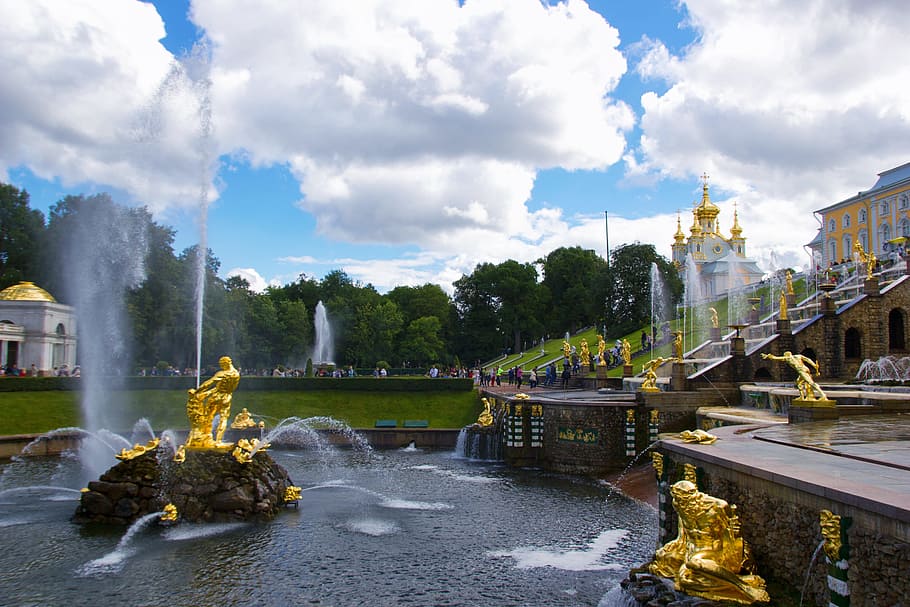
[629,0,910,267]
[227,267,269,292]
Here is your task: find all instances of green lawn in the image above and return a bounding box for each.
[0,390,482,435]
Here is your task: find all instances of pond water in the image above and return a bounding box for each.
[0,447,656,606]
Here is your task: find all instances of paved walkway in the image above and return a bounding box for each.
[660,418,910,531]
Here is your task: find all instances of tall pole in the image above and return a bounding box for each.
[604,211,610,268]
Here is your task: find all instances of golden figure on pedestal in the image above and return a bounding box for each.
[678,429,718,444]
[778,290,788,321]
[786,271,794,296]
[597,334,607,367]
[231,437,270,464]
[761,352,827,401]
[185,356,241,449]
[673,331,683,361]
[580,338,590,367]
[649,480,770,604]
[621,339,632,365]
[709,308,719,329]
[640,357,671,392]
[853,240,877,279]
[562,340,571,360]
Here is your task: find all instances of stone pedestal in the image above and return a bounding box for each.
[789,398,838,423]
[710,327,721,341]
[730,336,745,357]
[623,364,633,378]
[864,277,880,296]
[596,365,608,388]
[670,361,687,392]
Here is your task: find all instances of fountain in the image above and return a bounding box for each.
[855,355,910,383]
[650,262,669,356]
[312,300,334,372]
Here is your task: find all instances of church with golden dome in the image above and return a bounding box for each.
[671,175,764,299]
[0,281,76,375]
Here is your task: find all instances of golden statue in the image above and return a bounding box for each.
[640,357,671,392]
[761,351,827,401]
[651,452,664,478]
[649,480,770,604]
[621,339,632,365]
[596,334,607,366]
[562,340,571,360]
[819,509,843,562]
[673,331,683,360]
[678,429,718,444]
[186,356,241,449]
[284,486,302,502]
[115,438,160,461]
[476,397,494,427]
[160,503,178,522]
[778,290,788,321]
[709,307,719,329]
[230,407,256,429]
[579,338,590,367]
[231,437,270,464]
[785,271,794,296]
[853,240,877,279]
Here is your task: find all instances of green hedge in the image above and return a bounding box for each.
[0,376,474,393]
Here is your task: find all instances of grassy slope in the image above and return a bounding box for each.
[0,390,481,435]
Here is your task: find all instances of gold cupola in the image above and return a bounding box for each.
[729,203,743,239]
[0,281,57,302]
[694,173,720,234]
[674,213,686,244]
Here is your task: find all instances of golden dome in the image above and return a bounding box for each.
[730,204,743,239]
[674,214,686,244]
[695,177,720,222]
[0,281,57,302]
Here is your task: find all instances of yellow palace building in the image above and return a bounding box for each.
[810,162,910,268]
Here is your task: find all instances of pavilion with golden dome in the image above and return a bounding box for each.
[0,281,76,375]
[671,175,763,299]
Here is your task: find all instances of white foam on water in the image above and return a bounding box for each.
[77,546,134,576]
[380,498,453,511]
[342,518,400,536]
[0,515,39,527]
[163,522,246,541]
[408,464,500,484]
[408,465,438,470]
[487,529,629,571]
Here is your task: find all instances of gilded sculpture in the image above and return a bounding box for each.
[761,351,827,401]
[476,397,494,427]
[678,429,718,445]
[185,356,241,449]
[562,340,571,360]
[115,438,160,461]
[160,503,178,522]
[651,452,664,478]
[819,509,843,562]
[778,290,788,321]
[284,486,302,502]
[853,240,877,279]
[709,307,719,329]
[231,437,270,464]
[230,407,257,429]
[579,338,590,367]
[621,339,632,365]
[785,271,794,296]
[641,357,671,392]
[649,480,770,604]
[597,334,607,366]
[673,331,683,360]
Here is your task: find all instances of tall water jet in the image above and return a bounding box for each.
[683,254,704,352]
[650,262,668,355]
[55,196,149,478]
[312,300,334,364]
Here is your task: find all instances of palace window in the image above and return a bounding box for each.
[900,193,909,210]
[859,208,867,223]
[842,213,851,228]
[828,219,836,233]
[882,201,890,215]
[901,218,910,238]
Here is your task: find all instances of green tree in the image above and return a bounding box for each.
[399,315,445,366]
[607,243,683,335]
[0,183,45,290]
[540,246,609,335]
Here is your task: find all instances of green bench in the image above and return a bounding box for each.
[374,419,397,428]
[403,420,428,428]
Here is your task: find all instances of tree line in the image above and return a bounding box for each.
[0,183,683,372]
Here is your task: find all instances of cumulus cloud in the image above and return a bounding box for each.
[628,0,910,266]
[226,267,270,292]
[199,0,631,247]
[0,0,218,212]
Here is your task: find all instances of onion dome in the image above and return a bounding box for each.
[0,281,57,302]
[730,204,743,239]
[695,175,720,224]
[674,213,686,244]
[690,207,702,237]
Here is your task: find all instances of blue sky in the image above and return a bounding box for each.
[3,1,909,292]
